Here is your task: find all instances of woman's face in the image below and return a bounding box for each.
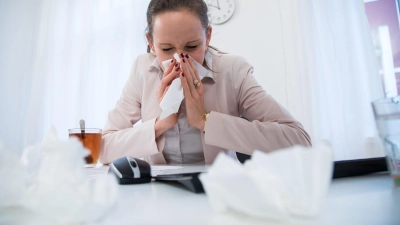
[146,10,212,66]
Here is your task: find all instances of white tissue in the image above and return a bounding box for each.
[199,144,333,221]
[0,126,118,224]
[174,53,181,63]
[159,53,183,120]
[159,78,184,120]
[161,53,181,71]
[159,54,209,119]
[0,141,25,208]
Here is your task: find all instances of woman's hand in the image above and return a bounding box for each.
[179,53,207,130]
[155,58,181,137]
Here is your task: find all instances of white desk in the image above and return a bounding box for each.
[96,169,400,225]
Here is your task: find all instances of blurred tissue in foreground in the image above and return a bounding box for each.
[199,143,333,221]
[0,126,118,224]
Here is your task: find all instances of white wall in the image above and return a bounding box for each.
[209,0,289,108]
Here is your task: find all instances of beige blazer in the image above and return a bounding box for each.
[100,49,311,165]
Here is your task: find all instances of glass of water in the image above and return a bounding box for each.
[372,96,400,187]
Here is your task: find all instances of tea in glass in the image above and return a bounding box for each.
[69,128,102,164]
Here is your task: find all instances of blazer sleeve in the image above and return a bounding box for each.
[204,56,312,155]
[100,57,165,164]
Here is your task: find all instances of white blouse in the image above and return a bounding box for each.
[162,100,205,164]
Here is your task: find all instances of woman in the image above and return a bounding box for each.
[100,0,311,165]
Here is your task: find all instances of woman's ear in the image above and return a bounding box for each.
[205,26,212,47]
[145,33,154,52]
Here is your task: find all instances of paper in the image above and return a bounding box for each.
[0,141,25,208]
[86,166,110,180]
[159,78,184,119]
[1,126,118,224]
[159,53,210,119]
[151,165,183,171]
[199,143,333,221]
[161,53,181,70]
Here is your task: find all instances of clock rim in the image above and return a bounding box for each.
[206,0,235,25]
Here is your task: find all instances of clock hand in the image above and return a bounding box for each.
[216,0,220,10]
[207,4,219,9]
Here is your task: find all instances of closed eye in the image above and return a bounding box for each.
[162,48,173,52]
[186,45,198,50]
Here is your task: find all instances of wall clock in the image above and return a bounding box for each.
[204,0,235,25]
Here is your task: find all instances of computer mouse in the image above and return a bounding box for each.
[111,156,152,184]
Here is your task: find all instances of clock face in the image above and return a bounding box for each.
[204,0,235,25]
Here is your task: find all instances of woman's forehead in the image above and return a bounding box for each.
[152,11,206,42]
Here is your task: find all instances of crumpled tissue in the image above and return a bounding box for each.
[159,53,209,119]
[0,126,118,224]
[199,144,333,221]
[0,141,25,208]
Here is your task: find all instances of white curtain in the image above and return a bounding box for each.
[0,0,150,154]
[277,0,384,160]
